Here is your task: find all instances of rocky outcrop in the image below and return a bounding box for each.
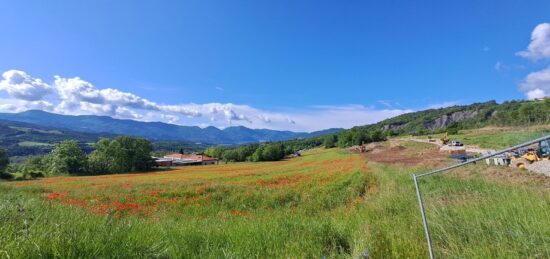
[382,122,408,131]
[425,110,479,130]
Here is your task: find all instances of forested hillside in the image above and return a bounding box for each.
[220,99,550,160]
[0,120,113,158]
[360,99,550,135]
[0,120,208,159]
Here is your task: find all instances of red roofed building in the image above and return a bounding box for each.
[162,153,218,166]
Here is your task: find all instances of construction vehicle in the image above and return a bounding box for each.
[451,141,464,146]
[440,132,450,145]
[359,142,367,153]
[510,138,550,168]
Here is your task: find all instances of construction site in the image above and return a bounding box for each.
[351,131,550,177]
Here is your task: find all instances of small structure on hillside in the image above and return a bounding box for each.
[155,153,218,167]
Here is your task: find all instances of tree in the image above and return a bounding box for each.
[368,130,386,142]
[48,140,87,175]
[88,138,113,175]
[250,145,265,162]
[519,103,536,125]
[323,135,337,148]
[204,147,226,159]
[352,130,369,146]
[236,145,257,161]
[337,130,353,147]
[88,137,153,174]
[179,148,184,155]
[0,148,8,175]
[261,144,285,161]
[221,149,239,162]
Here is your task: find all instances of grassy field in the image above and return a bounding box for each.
[17,141,54,147]
[1,142,549,258]
[420,125,550,149]
[1,149,373,258]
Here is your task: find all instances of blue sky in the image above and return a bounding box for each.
[1,1,549,131]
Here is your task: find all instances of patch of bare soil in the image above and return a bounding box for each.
[363,143,450,167]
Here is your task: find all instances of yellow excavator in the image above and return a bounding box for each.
[440,132,450,145]
[510,138,550,168]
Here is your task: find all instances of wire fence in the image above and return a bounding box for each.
[413,135,550,258]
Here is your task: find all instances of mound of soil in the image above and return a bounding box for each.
[364,143,448,167]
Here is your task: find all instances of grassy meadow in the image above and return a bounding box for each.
[1,142,549,258]
[422,125,550,149]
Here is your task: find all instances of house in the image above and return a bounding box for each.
[160,153,218,166]
[153,158,173,167]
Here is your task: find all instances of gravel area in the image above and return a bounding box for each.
[526,160,550,177]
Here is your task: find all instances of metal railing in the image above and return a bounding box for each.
[412,134,550,259]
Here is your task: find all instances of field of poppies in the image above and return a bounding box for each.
[1,143,549,258]
[1,148,376,258]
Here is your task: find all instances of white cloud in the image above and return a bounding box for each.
[517,23,550,61]
[257,114,271,123]
[519,65,550,99]
[0,70,53,101]
[285,105,412,131]
[116,107,143,119]
[0,98,54,113]
[53,76,161,114]
[526,89,546,99]
[161,104,201,117]
[159,114,180,124]
[0,69,412,131]
[0,103,17,112]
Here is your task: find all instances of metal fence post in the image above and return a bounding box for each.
[413,174,434,259]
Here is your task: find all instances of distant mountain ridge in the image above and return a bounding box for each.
[0,110,343,144]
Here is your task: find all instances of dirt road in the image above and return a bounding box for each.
[395,137,496,155]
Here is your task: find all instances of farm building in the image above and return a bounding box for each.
[156,153,218,166]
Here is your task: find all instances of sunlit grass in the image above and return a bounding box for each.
[1,146,549,258]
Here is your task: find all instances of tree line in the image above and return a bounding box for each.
[490,99,550,126]
[203,128,388,162]
[203,136,326,163]
[0,136,153,180]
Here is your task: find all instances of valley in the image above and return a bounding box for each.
[1,126,549,257]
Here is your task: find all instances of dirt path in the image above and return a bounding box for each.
[395,137,496,155]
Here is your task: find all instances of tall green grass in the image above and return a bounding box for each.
[1,148,549,258]
[453,131,549,149]
[421,166,550,258]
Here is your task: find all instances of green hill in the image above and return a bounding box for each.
[0,120,208,159]
[355,99,549,136]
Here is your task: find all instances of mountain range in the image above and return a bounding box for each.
[0,110,343,145]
